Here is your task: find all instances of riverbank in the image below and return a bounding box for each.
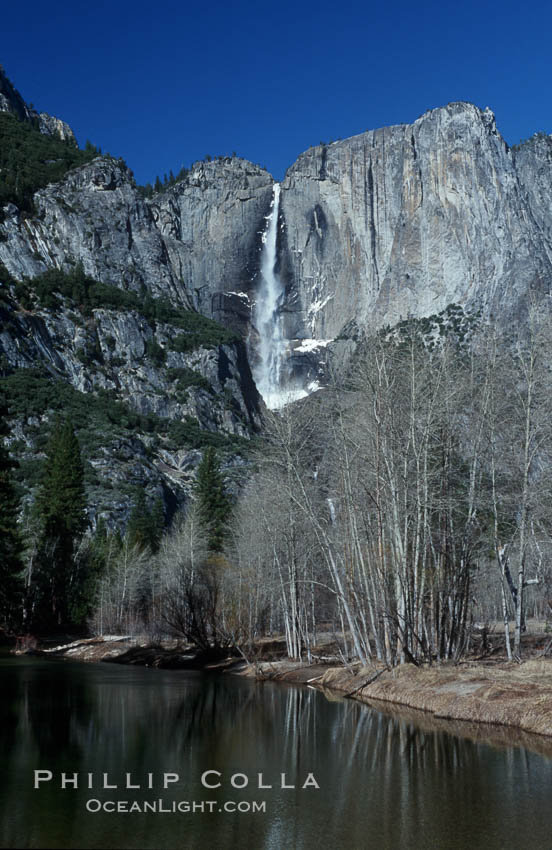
[13,636,242,670]
[248,658,552,739]
[15,634,552,745]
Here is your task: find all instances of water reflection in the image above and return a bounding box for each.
[1,656,552,849]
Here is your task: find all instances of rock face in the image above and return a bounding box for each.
[278,103,552,360]
[0,156,273,320]
[0,282,261,526]
[0,157,189,302]
[154,159,274,326]
[2,87,551,397]
[1,67,552,522]
[0,298,260,434]
[0,70,273,524]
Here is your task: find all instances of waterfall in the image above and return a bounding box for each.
[252,183,287,409]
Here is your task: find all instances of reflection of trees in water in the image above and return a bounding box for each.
[309,697,547,850]
[0,660,97,849]
[1,660,95,763]
[25,664,94,761]
[2,661,552,850]
[0,667,22,760]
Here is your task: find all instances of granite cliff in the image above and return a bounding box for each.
[277,102,552,385]
[0,69,268,523]
[1,65,551,524]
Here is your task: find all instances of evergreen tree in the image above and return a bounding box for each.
[33,417,87,628]
[194,448,231,553]
[127,490,150,552]
[127,491,165,554]
[150,497,165,554]
[90,517,110,567]
[36,418,86,544]
[0,395,24,631]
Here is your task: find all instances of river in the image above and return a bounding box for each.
[1,654,552,849]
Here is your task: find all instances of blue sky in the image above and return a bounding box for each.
[2,0,551,184]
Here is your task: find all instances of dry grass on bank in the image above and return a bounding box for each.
[317,658,552,739]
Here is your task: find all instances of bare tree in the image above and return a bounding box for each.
[90,537,150,635]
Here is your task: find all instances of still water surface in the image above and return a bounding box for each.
[1,655,552,850]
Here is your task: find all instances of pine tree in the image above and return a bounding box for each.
[194,448,231,553]
[127,490,150,551]
[36,418,86,544]
[33,417,87,628]
[150,497,165,554]
[127,491,165,554]
[0,395,23,631]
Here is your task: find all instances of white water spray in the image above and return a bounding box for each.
[253,183,288,409]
